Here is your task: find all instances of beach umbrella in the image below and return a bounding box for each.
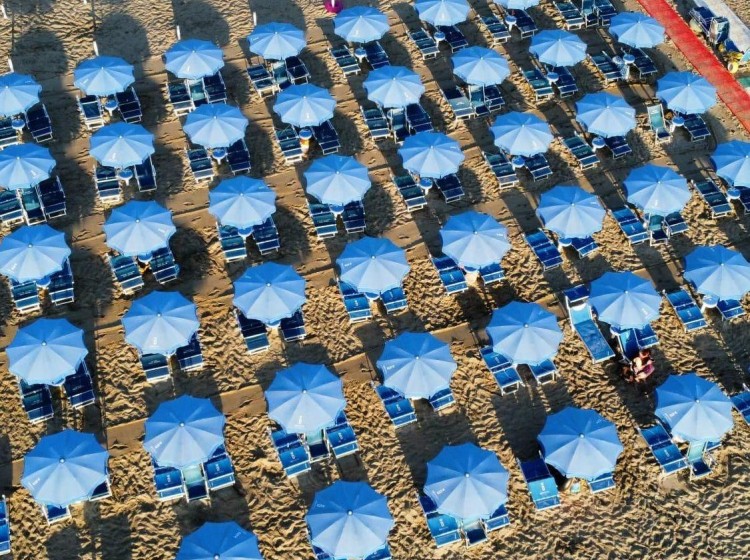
[0,72,42,116]
[334,6,389,43]
[363,66,424,109]
[73,55,135,96]
[589,271,661,329]
[176,521,264,560]
[377,332,457,399]
[656,71,717,115]
[233,262,306,325]
[89,122,155,168]
[165,39,224,80]
[265,362,345,434]
[536,185,605,239]
[530,30,587,67]
[424,443,509,520]
[0,143,55,190]
[538,407,623,480]
[6,318,88,386]
[684,245,750,301]
[452,47,510,86]
[144,395,226,468]
[208,176,276,230]
[103,200,176,257]
[304,154,371,206]
[21,429,109,507]
[414,0,470,26]
[494,0,540,9]
[491,111,553,157]
[0,224,70,283]
[576,93,636,138]
[247,22,306,61]
[609,12,665,48]
[623,164,690,216]
[655,373,734,443]
[336,236,410,295]
[307,481,394,559]
[183,103,248,149]
[487,301,563,365]
[272,83,335,128]
[121,290,200,355]
[439,210,510,269]
[711,140,750,188]
[398,131,464,179]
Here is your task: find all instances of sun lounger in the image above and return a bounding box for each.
[373,383,417,427]
[611,207,648,244]
[556,1,585,29]
[382,285,408,313]
[588,471,615,492]
[589,52,623,83]
[441,86,473,121]
[186,147,214,182]
[63,361,96,409]
[275,126,303,163]
[602,135,632,158]
[386,108,408,144]
[428,386,455,411]
[48,258,75,306]
[0,495,10,555]
[11,280,41,313]
[483,151,519,188]
[483,84,506,112]
[44,504,71,525]
[647,103,671,143]
[338,279,372,322]
[150,246,180,284]
[467,85,491,118]
[405,103,433,134]
[433,173,464,203]
[409,29,439,59]
[691,180,731,217]
[615,328,639,361]
[529,359,558,384]
[525,229,563,270]
[523,68,554,101]
[580,0,597,26]
[114,87,142,123]
[484,503,511,532]
[203,445,236,490]
[309,202,338,239]
[518,457,561,510]
[78,95,105,129]
[182,464,210,502]
[325,411,359,459]
[525,153,553,180]
[633,324,658,351]
[187,78,208,107]
[477,14,511,44]
[544,65,578,97]
[167,81,195,115]
[37,176,66,219]
[477,262,505,285]
[175,333,204,371]
[19,186,45,225]
[341,201,366,234]
[480,346,523,394]
[664,288,707,332]
[108,253,144,294]
[202,72,227,104]
[363,544,392,560]
[153,460,185,501]
[508,9,538,38]
[311,119,341,154]
[222,139,253,176]
[563,285,616,363]
[25,103,53,143]
[681,113,711,142]
[463,519,488,547]
[251,217,281,255]
[716,298,745,320]
[269,60,291,91]
[0,190,23,225]
[140,353,171,383]
[436,25,468,52]
[19,380,53,423]
[686,441,713,479]
[392,174,427,211]
[730,391,750,425]
[418,494,462,548]
[235,309,270,353]
[94,165,122,203]
[562,136,599,169]
[594,0,617,25]
[363,41,390,69]
[561,236,598,258]
[285,55,310,85]
[432,254,468,294]
[361,105,389,140]
[246,63,278,97]
[621,46,657,79]
[0,118,18,149]
[134,155,157,193]
[663,212,688,236]
[270,428,312,477]
[330,44,361,76]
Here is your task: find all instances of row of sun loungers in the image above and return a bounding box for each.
[338,279,408,321]
[153,445,235,503]
[0,177,66,227]
[419,492,509,549]
[17,359,96,422]
[6,256,74,313]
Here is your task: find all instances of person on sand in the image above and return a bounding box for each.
[624,348,654,385]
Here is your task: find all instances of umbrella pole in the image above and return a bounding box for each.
[0,4,6,19]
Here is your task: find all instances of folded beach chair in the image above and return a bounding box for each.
[610,207,648,244]
[186,147,214,182]
[716,298,745,320]
[523,68,554,101]
[108,253,144,294]
[44,504,71,525]
[235,309,270,353]
[588,472,615,493]
[135,155,157,193]
[0,495,10,556]
[0,190,23,225]
[386,108,408,143]
[311,119,340,154]
[508,9,538,38]
[436,25,468,52]
[152,460,185,501]
[270,60,291,91]
[115,87,142,123]
[484,503,511,532]
[405,103,433,134]
[246,62,278,97]
[563,285,616,363]
[556,1,585,29]
[432,254,468,294]
[372,383,417,427]
[484,151,519,188]
[95,165,122,203]
[525,229,563,270]
[203,445,236,490]
[329,44,361,76]
[25,102,53,143]
[175,333,204,371]
[270,428,311,477]
[691,180,732,217]
[280,309,306,342]
[477,14,511,44]
[167,80,195,115]
[562,136,599,170]
[463,519,488,547]
[19,186,46,225]
[682,113,711,142]
[285,55,310,85]
[428,387,455,411]
[252,217,281,255]
[686,441,713,479]
[480,346,523,394]
[19,380,53,423]
[182,464,210,502]
[664,288,707,332]
[338,279,372,322]
[529,359,558,384]
[275,126,304,163]
[730,390,750,425]
[594,0,617,25]
[140,353,171,383]
[418,494,462,548]
[602,135,632,158]
[37,176,66,219]
[561,236,598,258]
[63,361,96,409]
[309,202,338,238]
[518,457,561,510]
[78,95,105,129]
[441,86,473,121]
[150,246,180,284]
[478,262,505,285]
[525,153,553,180]
[11,280,41,313]
[203,71,227,104]
[621,46,657,79]
[392,174,427,211]
[589,52,622,84]
[361,105,389,140]
[433,173,464,203]
[409,29,439,59]
[646,103,671,143]
[382,285,408,314]
[325,411,359,459]
[363,41,390,69]
[545,65,578,97]
[48,258,75,306]
[187,78,208,107]
[466,85,491,118]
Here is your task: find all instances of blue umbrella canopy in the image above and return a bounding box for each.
[0,224,70,283]
[538,407,623,480]
[265,362,345,434]
[494,0,540,9]
[576,93,636,138]
[537,185,605,239]
[424,443,509,521]
[183,103,248,149]
[399,131,464,179]
[0,72,42,116]
[7,318,88,386]
[655,373,734,443]
[363,66,425,109]
[609,12,665,48]
[233,262,306,325]
[589,271,661,329]
[103,200,176,257]
[122,290,200,355]
[165,39,224,80]
[90,122,155,168]
[415,0,470,26]
[73,55,135,96]
[273,83,335,128]
[487,301,563,365]
[530,30,587,67]
[144,395,226,468]
[307,481,394,559]
[377,332,457,399]
[684,245,750,301]
[0,143,55,190]
[623,163,690,216]
[452,47,510,86]
[336,236,410,295]
[711,141,750,188]
[656,72,717,115]
[21,429,109,507]
[208,176,276,230]
[334,6,389,43]
[439,210,510,269]
[491,111,553,157]
[247,22,306,61]
[176,521,264,560]
[304,154,371,206]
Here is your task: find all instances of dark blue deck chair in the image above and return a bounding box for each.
[134,156,157,193]
[270,428,311,477]
[218,225,247,262]
[252,217,281,255]
[330,44,361,75]
[325,411,359,459]
[372,383,417,427]
[686,441,713,479]
[309,202,339,239]
[363,41,390,69]
[37,176,66,219]
[63,361,96,409]
[11,279,40,313]
[203,445,236,490]
[610,207,648,244]
[187,78,208,107]
[483,503,511,532]
[305,429,330,463]
[280,309,306,342]
[518,457,561,510]
[477,14,511,44]
[167,81,194,115]
[523,67,554,101]
[730,391,750,425]
[428,387,455,412]
[44,504,71,525]
[234,309,270,353]
[115,87,142,123]
[589,52,623,83]
[664,288,707,332]
[634,324,659,349]
[270,60,291,91]
[386,107,408,143]
[203,72,227,104]
[78,95,104,129]
[664,212,688,237]
[466,85,491,117]
[183,464,210,502]
[275,127,303,163]
[246,63,278,97]
[382,285,408,314]
[418,494,462,548]
[441,86,473,121]
[482,84,505,112]
[588,472,615,493]
[433,173,464,203]
[108,253,144,294]
[153,460,185,501]
[95,165,122,204]
[342,200,366,234]
[639,424,688,476]
[150,246,180,284]
[563,136,600,169]
[508,9,538,38]
[285,56,310,85]
[227,139,252,174]
[717,298,745,320]
[682,113,711,142]
[621,46,657,79]
[339,280,372,322]
[48,258,75,306]
[478,262,505,285]
[175,333,204,371]
[361,105,389,140]
[405,103,433,134]
[692,180,732,218]
[19,186,46,225]
[594,0,617,25]
[529,359,558,384]
[524,229,563,270]
[25,102,53,142]
[480,346,523,394]
[432,255,468,294]
[436,25,468,52]
[19,380,53,423]
[186,147,214,182]
[602,135,632,158]
[140,353,171,383]
[311,119,340,155]
[563,236,598,258]
[409,29,439,59]
[556,1,585,29]
[392,174,427,211]
[0,189,23,224]
[563,285,615,363]
[463,519,488,547]
[525,153,553,180]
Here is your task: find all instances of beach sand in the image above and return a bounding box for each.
[1,0,749,558]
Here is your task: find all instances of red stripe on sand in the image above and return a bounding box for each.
[635,0,750,133]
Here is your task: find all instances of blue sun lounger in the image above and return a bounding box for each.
[0,495,10,555]
[441,86,473,121]
[276,126,303,163]
[364,544,392,560]
[48,258,75,306]
[203,72,227,104]
[203,445,235,490]
[252,217,281,255]
[589,52,623,83]
[610,207,648,244]
[311,119,341,155]
[339,280,372,322]
[409,29,439,59]
[78,95,104,129]
[428,387,455,411]
[37,176,66,219]
[691,180,732,217]
[246,63,278,97]
[175,333,204,372]
[523,68,554,101]
[270,428,311,477]
[525,229,563,270]
[11,280,40,313]
[152,460,184,501]
[309,202,338,239]
[134,156,157,193]
[529,359,558,384]
[108,253,144,294]
[373,383,417,427]
[19,380,53,423]
[382,286,408,314]
[342,201,366,234]
[432,255,468,294]
[218,225,247,262]
[115,87,142,123]
[647,103,671,143]
[363,41,390,69]
[664,288,706,332]
[95,166,122,204]
[477,14,511,44]
[467,85,490,117]
[26,102,53,143]
[44,504,71,525]
[436,25,468,52]
[482,85,505,112]
[150,246,180,284]
[463,519,488,547]
[405,103,433,134]
[330,44,361,76]
[518,457,561,510]
[686,441,713,479]
[0,118,18,149]
[187,78,208,107]
[556,1,585,29]
[594,0,617,25]
[227,139,252,175]
[418,494,462,548]
[621,46,657,79]
[140,353,171,383]
[602,135,632,158]
[387,107,408,143]
[588,472,615,493]
[561,236,598,258]
[361,106,389,140]
[525,153,553,180]
[325,411,359,459]
[639,424,688,476]
[563,285,615,363]
[508,9,538,38]
[64,361,96,409]
[634,324,659,349]
[484,503,511,532]
[234,309,270,353]
[0,190,23,225]
[306,430,330,463]
[280,309,306,342]
[186,147,214,182]
[484,151,519,188]
[433,174,464,203]
[480,346,523,394]
[716,298,745,320]
[681,113,711,142]
[182,464,210,502]
[478,262,505,285]
[730,391,750,425]
[392,174,427,211]
[167,81,194,115]
[19,186,45,225]
[544,65,578,97]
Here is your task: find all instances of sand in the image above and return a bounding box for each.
[0,0,749,558]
